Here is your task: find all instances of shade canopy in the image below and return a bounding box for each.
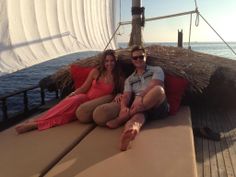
[0,0,118,75]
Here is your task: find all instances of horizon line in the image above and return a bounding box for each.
[118,41,236,43]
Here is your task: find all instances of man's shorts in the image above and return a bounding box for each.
[144,98,169,121]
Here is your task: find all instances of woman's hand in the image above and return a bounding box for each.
[113,93,123,103]
[68,91,77,97]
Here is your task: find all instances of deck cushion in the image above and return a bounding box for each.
[0,119,95,177]
[45,106,197,177]
[70,65,93,89]
[165,74,189,115]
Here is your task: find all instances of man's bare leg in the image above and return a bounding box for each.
[120,113,145,151]
[15,120,37,134]
[130,86,166,116]
[106,107,130,129]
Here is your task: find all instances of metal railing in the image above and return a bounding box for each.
[0,85,59,130]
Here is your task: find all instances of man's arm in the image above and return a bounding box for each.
[120,77,133,108]
[120,91,132,109]
[137,79,163,98]
[138,66,165,98]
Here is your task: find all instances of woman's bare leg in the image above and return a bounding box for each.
[76,95,114,123]
[93,102,120,126]
[120,113,145,151]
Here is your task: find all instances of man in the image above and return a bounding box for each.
[106,45,169,151]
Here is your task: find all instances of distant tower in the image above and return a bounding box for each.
[129,0,144,47]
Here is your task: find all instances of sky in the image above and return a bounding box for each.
[117,0,236,42]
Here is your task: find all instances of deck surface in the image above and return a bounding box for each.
[191,105,236,177]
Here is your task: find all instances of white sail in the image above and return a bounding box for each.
[0,0,118,75]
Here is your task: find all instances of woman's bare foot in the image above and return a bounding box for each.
[120,125,139,151]
[15,122,37,134]
[130,107,143,117]
[106,107,130,129]
[106,110,130,128]
[106,118,124,129]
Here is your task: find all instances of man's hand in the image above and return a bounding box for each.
[130,96,144,116]
[113,94,123,103]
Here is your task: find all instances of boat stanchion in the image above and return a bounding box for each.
[2,98,8,120]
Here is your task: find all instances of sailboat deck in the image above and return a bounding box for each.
[1,100,236,177]
[191,105,236,177]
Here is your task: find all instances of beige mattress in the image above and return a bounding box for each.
[0,120,95,177]
[45,106,197,177]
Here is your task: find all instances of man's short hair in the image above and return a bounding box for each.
[131,45,146,56]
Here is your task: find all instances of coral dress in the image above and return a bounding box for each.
[36,80,113,130]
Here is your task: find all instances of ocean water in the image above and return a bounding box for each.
[0,42,236,120]
[0,51,98,120]
[120,42,236,60]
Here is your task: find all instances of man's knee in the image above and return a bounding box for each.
[153,85,165,94]
[93,102,120,126]
[149,85,165,99]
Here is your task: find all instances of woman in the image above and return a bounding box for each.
[15,49,123,134]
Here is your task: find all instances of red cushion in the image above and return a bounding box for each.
[70,65,93,89]
[165,74,189,115]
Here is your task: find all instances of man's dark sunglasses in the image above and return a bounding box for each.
[132,55,145,60]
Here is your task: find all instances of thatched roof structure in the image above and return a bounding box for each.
[40,45,236,101]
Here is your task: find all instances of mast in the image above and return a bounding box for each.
[128,0,144,46]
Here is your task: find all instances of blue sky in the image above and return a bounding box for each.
[117,0,236,42]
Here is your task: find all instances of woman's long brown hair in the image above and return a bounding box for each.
[97,49,124,95]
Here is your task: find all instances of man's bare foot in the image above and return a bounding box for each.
[120,127,138,151]
[15,122,37,134]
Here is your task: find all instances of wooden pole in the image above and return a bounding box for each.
[128,0,143,47]
[178,29,183,48]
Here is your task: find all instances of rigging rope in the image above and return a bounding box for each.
[188,8,199,50]
[199,13,236,56]
[105,0,236,58]
[69,33,89,49]
[119,0,121,23]
[194,0,236,56]
[104,23,121,50]
[194,0,198,10]
[188,13,193,50]
[195,9,199,27]
[195,14,199,27]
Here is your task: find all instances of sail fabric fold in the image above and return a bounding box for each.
[0,0,117,75]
